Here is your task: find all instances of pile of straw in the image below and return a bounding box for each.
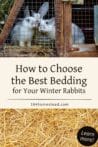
[0,109,98,146]
[0,45,55,57]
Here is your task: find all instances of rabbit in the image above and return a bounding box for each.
[11,16,39,47]
[39,17,85,44]
[31,2,49,43]
[11,2,49,47]
[11,6,37,47]
[72,23,85,44]
[39,18,55,40]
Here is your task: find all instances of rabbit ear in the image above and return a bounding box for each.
[24,6,30,17]
[31,10,35,16]
[38,2,49,18]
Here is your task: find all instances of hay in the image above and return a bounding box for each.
[0,45,56,57]
[0,109,98,146]
[0,44,98,57]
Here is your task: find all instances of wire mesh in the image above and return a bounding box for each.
[2,0,98,47]
[72,0,98,43]
[7,0,55,49]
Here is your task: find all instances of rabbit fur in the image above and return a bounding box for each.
[39,17,85,44]
[11,2,49,47]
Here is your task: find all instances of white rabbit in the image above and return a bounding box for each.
[11,6,37,47]
[72,23,85,44]
[39,18,55,40]
[39,17,85,44]
[31,2,49,43]
[11,2,49,47]
[11,16,38,47]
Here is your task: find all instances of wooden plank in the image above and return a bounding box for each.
[63,2,72,55]
[68,51,98,57]
[0,0,25,50]
[67,44,98,57]
[55,1,77,56]
[55,0,64,56]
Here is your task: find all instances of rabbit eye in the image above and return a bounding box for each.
[46,21,49,25]
[26,18,30,23]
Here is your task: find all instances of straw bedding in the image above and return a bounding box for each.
[0,109,98,147]
[0,45,98,57]
[0,45,55,57]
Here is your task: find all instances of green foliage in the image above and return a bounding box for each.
[0,0,14,31]
[0,0,14,20]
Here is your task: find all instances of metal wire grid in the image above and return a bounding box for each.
[5,0,98,46]
[72,0,98,43]
[24,0,55,48]
[6,0,55,48]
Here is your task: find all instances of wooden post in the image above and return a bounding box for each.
[55,0,64,56]
[63,2,72,55]
[55,0,73,56]
[0,0,25,49]
[55,0,82,56]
